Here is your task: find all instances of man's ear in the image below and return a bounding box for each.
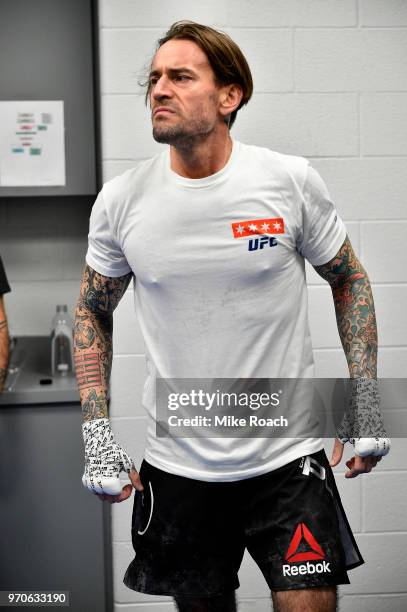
[219,84,243,120]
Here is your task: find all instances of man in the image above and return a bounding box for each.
[0,255,11,394]
[74,21,390,612]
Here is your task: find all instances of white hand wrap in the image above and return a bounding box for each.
[82,418,135,495]
[347,437,390,457]
[337,378,391,457]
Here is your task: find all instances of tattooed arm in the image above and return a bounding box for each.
[74,264,133,421]
[75,264,142,500]
[313,236,389,476]
[0,296,10,393]
[313,235,377,380]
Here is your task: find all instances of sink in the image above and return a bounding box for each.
[0,336,79,405]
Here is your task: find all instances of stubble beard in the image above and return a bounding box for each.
[152,102,217,150]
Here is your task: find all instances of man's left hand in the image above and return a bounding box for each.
[330,438,383,478]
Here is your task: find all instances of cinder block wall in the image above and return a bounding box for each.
[98,1,407,610]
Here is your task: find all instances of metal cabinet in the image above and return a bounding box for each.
[0,337,110,612]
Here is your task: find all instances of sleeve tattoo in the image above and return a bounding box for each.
[313,236,378,379]
[74,265,133,421]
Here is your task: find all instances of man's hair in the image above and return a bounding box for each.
[144,20,253,129]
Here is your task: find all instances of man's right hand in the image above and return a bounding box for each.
[82,418,144,501]
[94,467,144,504]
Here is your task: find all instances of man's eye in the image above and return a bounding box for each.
[174,75,190,82]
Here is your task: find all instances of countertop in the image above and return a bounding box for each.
[0,336,80,405]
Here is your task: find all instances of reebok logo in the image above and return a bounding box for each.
[283,560,331,576]
[282,522,331,576]
[285,522,325,562]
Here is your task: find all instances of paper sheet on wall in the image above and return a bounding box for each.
[0,100,66,186]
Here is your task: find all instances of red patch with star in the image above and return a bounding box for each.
[231,217,285,238]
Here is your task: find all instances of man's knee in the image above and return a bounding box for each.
[174,590,237,612]
[271,585,337,612]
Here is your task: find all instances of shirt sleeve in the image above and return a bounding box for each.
[0,256,11,295]
[296,163,347,266]
[85,187,132,278]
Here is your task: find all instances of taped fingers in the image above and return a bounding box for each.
[352,437,391,457]
[82,474,123,495]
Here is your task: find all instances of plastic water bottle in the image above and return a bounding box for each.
[51,305,74,376]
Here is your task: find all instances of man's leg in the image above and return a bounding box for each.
[271,586,337,612]
[174,590,237,612]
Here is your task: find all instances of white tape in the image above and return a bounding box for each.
[82,418,135,495]
[350,437,391,457]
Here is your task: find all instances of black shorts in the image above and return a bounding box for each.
[123,449,364,597]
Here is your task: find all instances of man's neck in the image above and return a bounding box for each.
[169,132,233,179]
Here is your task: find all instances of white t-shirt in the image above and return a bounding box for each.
[86,139,347,481]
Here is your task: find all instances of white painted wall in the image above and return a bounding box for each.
[97,2,407,610]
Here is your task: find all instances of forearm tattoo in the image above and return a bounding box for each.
[337,378,387,440]
[74,265,132,421]
[314,236,378,379]
[74,352,102,388]
[81,388,109,421]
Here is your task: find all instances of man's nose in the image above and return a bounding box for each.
[152,75,172,99]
